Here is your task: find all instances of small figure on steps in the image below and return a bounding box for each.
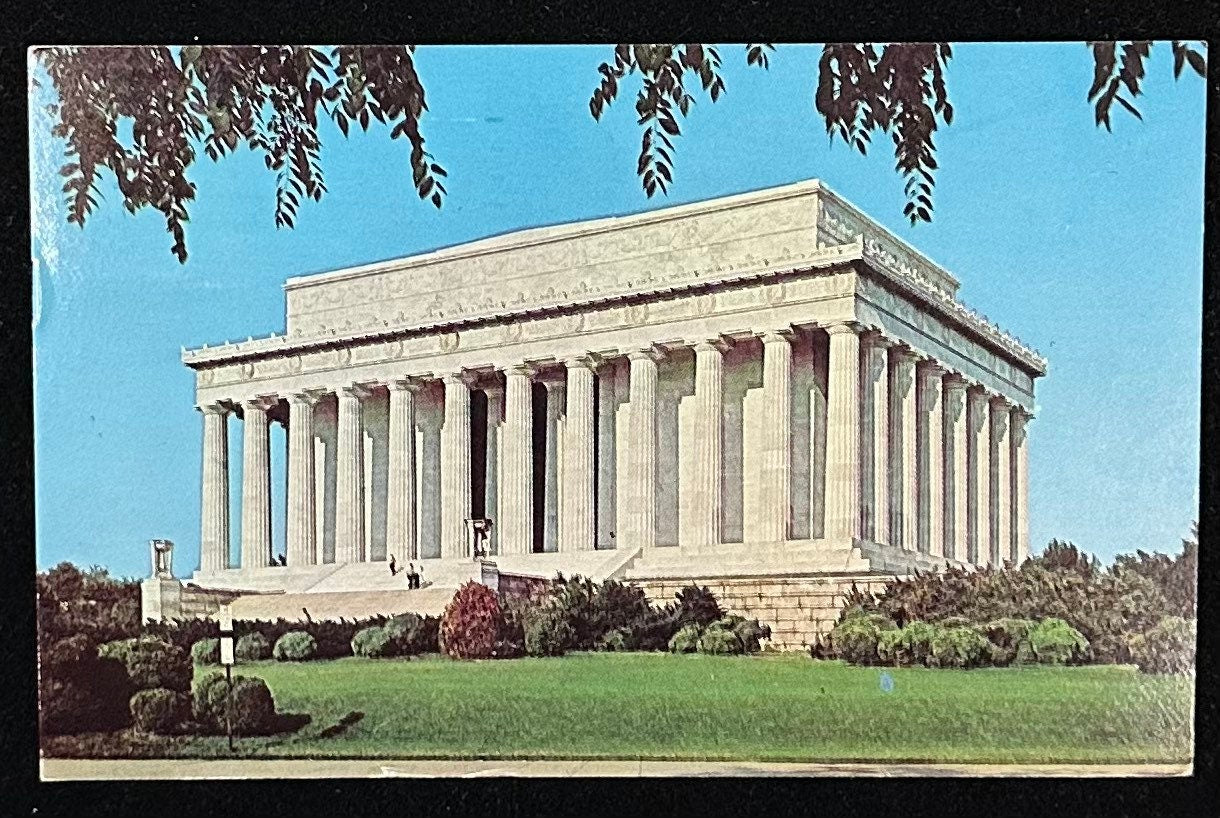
[388,554,397,576]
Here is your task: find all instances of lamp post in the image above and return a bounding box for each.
[218,604,235,752]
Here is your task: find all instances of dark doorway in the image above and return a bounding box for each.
[531,381,547,552]
[471,389,487,520]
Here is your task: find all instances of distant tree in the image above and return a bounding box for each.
[33,41,1205,263]
[37,561,141,652]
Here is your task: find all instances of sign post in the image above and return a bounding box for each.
[218,604,235,752]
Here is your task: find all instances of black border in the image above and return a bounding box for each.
[2,1,1217,815]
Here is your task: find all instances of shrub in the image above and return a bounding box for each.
[597,627,631,651]
[235,632,272,662]
[1028,618,1089,665]
[827,612,897,665]
[1127,616,1196,675]
[626,605,683,652]
[674,586,724,629]
[524,606,576,657]
[985,618,1037,666]
[191,638,221,665]
[351,626,396,658]
[96,637,138,665]
[192,671,277,735]
[46,634,94,665]
[125,637,192,692]
[929,625,992,669]
[272,631,317,662]
[714,615,769,654]
[384,613,440,656]
[698,623,744,655]
[440,582,501,660]
[129,687,188,734]
[877,621,941,667]
[668,624,702,653]
[493,598,527,658]
[39,654,132,735]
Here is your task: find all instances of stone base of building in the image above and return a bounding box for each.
[139,577,247,624]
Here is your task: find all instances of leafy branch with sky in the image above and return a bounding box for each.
[29,43,1205,578]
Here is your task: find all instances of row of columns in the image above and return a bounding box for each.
[198,322,1030,571]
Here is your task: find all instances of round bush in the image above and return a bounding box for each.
[191,638,221,665]
[878,621,941,667]
[829,612,897,665]
[352,626,396,658]
[273,630,317,662]
[597,627,631,652]
[1127,616,1196,675]
[1029,618,1090,665]
[125,637,192,692]
[235,632,272,662]
[984,618,1037,666]
[192,670,277,735]
[384,612,439,655]
[668,623,702,653]
[96,637,138,665]
[130,687,188,734]
[440,582,502,660]
[698,624,744,655]
[929,625,992,669]
[524,607,575,657]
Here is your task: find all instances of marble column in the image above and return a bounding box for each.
[498,365,534,555]
[1012,408,1031,564]
[542,375,566,552]
[562,357,597,551]
[624,348,661,550]
[199,402,230,574]
[991,396,1012,566]
[756,331,793,542]
[918,363,946,557]
[240,396,276,571]
[890,347,919,551]
[682,339,726,551]
[286,392,320,567]
[387,379,420,562]
[335,385,369,564]
[484,384,503,555]
[824,323,861,541]
[860,332,890,544]
[440,373,473,559]
[943,374,969,562]
[967,387,992,566]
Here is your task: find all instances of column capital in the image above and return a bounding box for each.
[337,383,372,400]
[196,401,231,417]
[387,376,424,393]
[442,371,479,388]
[860,328,894,349]
[918,360,948,379]
[942,372,970,392]
[890,343,923,363]
[563,353,600,370]
[626,346,665,363]
[505,363,537,379]
[482,383,505,399]
[1011,406,1034,423]
[287,389,326,406]
[989,394,1013,410]
[823,321,863,337]
[756,328,796,344]
[691,336,732,354]
[242,395,279,412]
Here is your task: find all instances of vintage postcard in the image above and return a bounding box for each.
[31,43,1202,780]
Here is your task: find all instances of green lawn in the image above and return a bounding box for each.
[49,653,1194,763]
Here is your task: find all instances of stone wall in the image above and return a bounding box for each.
[635,572,893,652]
[141,577,248,623]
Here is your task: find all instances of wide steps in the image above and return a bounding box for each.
[229,587,454,622]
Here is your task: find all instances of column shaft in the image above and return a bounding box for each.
[499,367,534,555]
[944,377,969,562]
[335,386,367,564]
[240,398,274,570]
[387,380,419,562]
[199,404,230,574]
[891,348,919,551]
[440,374,473,559]
[286,394,318,567]
[1012,409,1031,564]
[967,388,992,566]
[758,332,793,542]
[919,365,945,557]
[991,398,1012,565]
[625,350,659,549]
[562,359,597,551]
[861,334,890,544]
[542,378,566,551]
[825,324,861,541]
[683,341,725,550]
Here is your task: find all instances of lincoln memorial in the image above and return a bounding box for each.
[162,179,1046,649]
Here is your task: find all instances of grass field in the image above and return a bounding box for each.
[47,653,1194,763]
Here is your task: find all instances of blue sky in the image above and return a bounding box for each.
[30,44,1205,579]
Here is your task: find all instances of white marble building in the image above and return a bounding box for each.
[178,179,1045,640]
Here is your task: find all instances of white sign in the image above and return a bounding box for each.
[218,605,233,633]
[220,636,235,666]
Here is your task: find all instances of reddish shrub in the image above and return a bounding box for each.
[440,582,502,660]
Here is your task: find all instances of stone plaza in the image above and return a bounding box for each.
[152,179,1046,649]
